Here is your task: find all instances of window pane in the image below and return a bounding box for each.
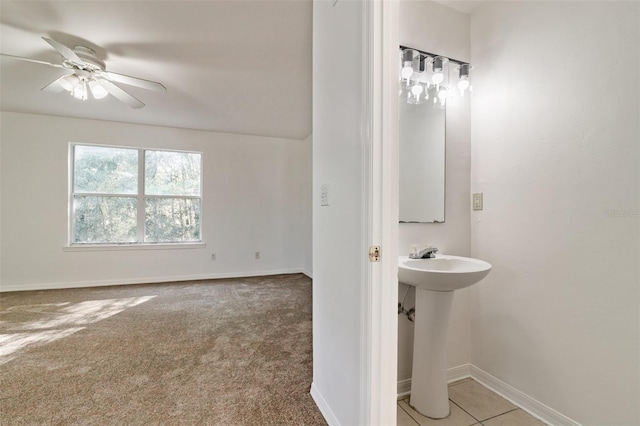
[145,198,201,242]
[74,196,137,243]
[74,145,138,194]
[145,151,201,196]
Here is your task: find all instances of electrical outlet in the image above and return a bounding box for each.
[211,253,216,260]
[255,251,260,260]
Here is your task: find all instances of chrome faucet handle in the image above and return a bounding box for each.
[423,247,438,258]
[409,246,438,259]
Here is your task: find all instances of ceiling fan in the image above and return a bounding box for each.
[0,36,166,109]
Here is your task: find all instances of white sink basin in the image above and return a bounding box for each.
[399,254,492,418]
[398,255,491,292]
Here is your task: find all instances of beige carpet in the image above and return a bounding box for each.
[0,274,327,425]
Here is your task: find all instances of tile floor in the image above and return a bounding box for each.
[398,379,546,426]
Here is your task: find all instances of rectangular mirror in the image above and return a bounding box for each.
[399,99,445,223]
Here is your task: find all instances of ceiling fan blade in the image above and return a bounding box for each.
[0,53,65,68]
[98,79,145,109]
[41,73,74,93]
[42,36,84,64]
[101,71,167,93]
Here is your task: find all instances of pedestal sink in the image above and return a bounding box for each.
[398,254,492,419]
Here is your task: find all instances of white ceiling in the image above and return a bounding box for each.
[433,0,484,14]
[0,0,312,140]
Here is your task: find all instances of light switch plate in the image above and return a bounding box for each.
[321,184,330,206]
[473,192,483,210]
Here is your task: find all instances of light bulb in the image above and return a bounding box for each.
[458,78,470,94]
[435,86,448,108]
[400,49,418,81]
[89,80,109,99]
[60,74,80,92]
[408,83,424,105]
[401,64,413,80]
[457,63,471,95]
[73,80,88,101]
[437,86,448,101]
[431,56,447,85]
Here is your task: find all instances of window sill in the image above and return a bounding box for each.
[63,243,206,252]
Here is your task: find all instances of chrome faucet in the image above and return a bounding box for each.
[409,246,438,259]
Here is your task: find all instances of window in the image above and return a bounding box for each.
[71,144,202,245]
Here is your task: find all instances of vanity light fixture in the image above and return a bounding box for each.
[431,56,447,85]
[408,81,429,105]
[457,63,471,95]
[411,83,424,98]
[437,85,448,104]
[399,45,472,107]
[401,49,417,81]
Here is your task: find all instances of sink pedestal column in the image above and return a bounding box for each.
[409,288,455,419]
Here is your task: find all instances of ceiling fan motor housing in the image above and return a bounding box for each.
[65,46,105,71]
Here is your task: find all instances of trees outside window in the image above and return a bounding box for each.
[71,144,202,245]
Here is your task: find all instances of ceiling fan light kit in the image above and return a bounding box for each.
[1,36,166,109]
[89,79,109,99]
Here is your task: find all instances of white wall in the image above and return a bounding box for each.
[0,112,3,287]
[470,2,639,425]
[299,135,313,277]
[397,0,472,384]
[311,0,367,424]
[0,112,311,291]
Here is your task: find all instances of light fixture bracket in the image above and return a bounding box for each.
[399,45,469,67]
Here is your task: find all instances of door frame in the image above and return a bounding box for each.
[360,0,399,424]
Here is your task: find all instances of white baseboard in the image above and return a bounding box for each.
[0,269,307,292]
[469,365,581,426]
[397,364,581,426]
[447,363,473,383]
[397,378,412,399]
[310,382,339,426]
[397,364,472,399]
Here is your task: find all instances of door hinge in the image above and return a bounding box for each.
[369,246,381,262]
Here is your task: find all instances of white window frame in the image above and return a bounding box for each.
[66,143,205,250]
